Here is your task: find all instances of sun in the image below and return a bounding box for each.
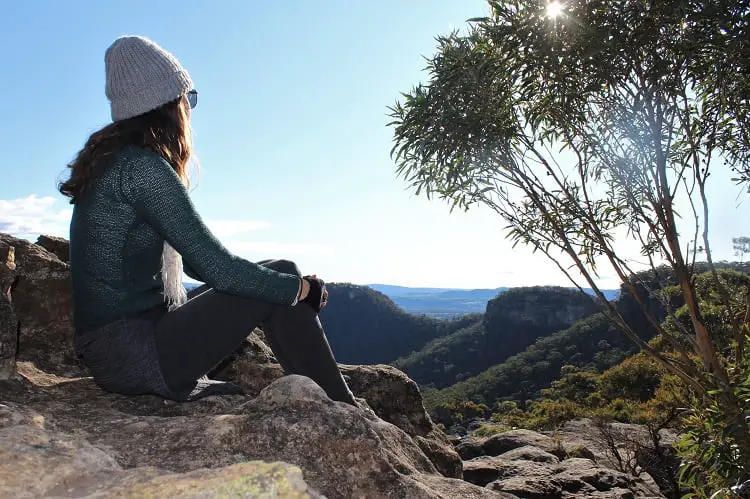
[546,1,564,19]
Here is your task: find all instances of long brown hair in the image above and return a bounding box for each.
[59,95,193,203]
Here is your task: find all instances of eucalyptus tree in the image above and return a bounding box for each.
[389,0,750,492]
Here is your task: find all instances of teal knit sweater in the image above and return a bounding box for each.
[69,146,301,334]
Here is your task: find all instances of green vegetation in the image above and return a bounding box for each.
[424,311,638,412]
[430,272,748,496]
[320,283,481,365]
[393,286,599,388]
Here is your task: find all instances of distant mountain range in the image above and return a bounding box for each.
[366,284,619,317]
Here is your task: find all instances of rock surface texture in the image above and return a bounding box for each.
[457,428,664,498]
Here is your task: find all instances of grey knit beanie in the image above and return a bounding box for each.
[105,36,193,122]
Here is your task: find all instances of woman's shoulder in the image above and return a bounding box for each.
[117,145,166,165]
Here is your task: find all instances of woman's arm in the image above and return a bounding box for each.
[120,149,301,306]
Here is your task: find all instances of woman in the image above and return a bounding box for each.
[60,35,356,404]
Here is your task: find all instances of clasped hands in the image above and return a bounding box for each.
[298,274,328,313]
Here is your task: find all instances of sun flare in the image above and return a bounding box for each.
[546,1,564,19]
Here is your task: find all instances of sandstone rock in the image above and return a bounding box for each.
[500,445,560,463]
[457,437,486,460]
[475,457,663,498]
[483,429,561,457]
[217,336,462,479]
[0,401,319,498]
[464,456,550,487]
[213,329,285,396]
[1,366,500,498]
[0,245,18,380]
[35,234,70,263]
[553,419,676,493]
[339,363,435,437]
[0,234,78,376]
[415,434,463,479]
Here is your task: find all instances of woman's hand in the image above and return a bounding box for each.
[300,275,328,313]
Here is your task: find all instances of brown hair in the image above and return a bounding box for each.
[59,95,194,203]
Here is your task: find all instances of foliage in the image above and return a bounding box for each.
[597,355,665,402]
[423,311,639,412]
[389,0,750,494]
[320,283,475,364]
[473,423,510,438]
[733,237,750,263]
[393,286,599,388]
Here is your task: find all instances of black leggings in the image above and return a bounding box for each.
[153,259,356,404]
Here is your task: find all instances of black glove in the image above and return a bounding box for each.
[302,275,327,313]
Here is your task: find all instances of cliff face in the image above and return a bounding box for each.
[483,286,600,333]
[395,287,601,389]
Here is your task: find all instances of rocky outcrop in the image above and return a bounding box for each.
[0,234,77,376]
[0,233,489,498]
[457,427,664,498]
[484,287,600,332]
[485,458,662,498]
[0,400,318,498]
[1,365,495,498]
[35,234,70,263]
[0,245,18,379]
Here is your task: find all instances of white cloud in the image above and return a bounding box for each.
[0,195,71,237]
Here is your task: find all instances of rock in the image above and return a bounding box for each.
[500,445,560,463]
[554,419,679,467]
[0,246,18,379]
[555,458,662,498]
[0,234,78,376]
[1,365,500,498]
[553,419,676,493]
[218,339,462,479]
[464,456,550,487]
[483,429,561,457]
[0,402,319,498]
[339,363,435,437]
[467,419,483,432]
[73,462,319,498]
[415,435,463,479]
[449,424,468,436]
[475,457,663,498]
[457,437,486,460]
[213,329,285,396]
[35,234,70,263]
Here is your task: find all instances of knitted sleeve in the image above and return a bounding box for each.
[120,149,301,306]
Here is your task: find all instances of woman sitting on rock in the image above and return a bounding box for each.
[59,35,357,404]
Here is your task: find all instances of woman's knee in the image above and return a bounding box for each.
[262,259,301,277]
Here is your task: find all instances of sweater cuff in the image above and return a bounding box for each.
[290,277,302,306]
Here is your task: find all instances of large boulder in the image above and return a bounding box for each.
[464,455,662,497]
[0,401,318,498]
[483,429,562,457]
[216,330,463,479]
[0,234,78,376]
[35,234,70,263]
[486,458,664,498]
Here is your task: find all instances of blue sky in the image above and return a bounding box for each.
[0,1,747,289]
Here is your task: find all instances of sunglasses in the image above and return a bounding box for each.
[186,89,198,109]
